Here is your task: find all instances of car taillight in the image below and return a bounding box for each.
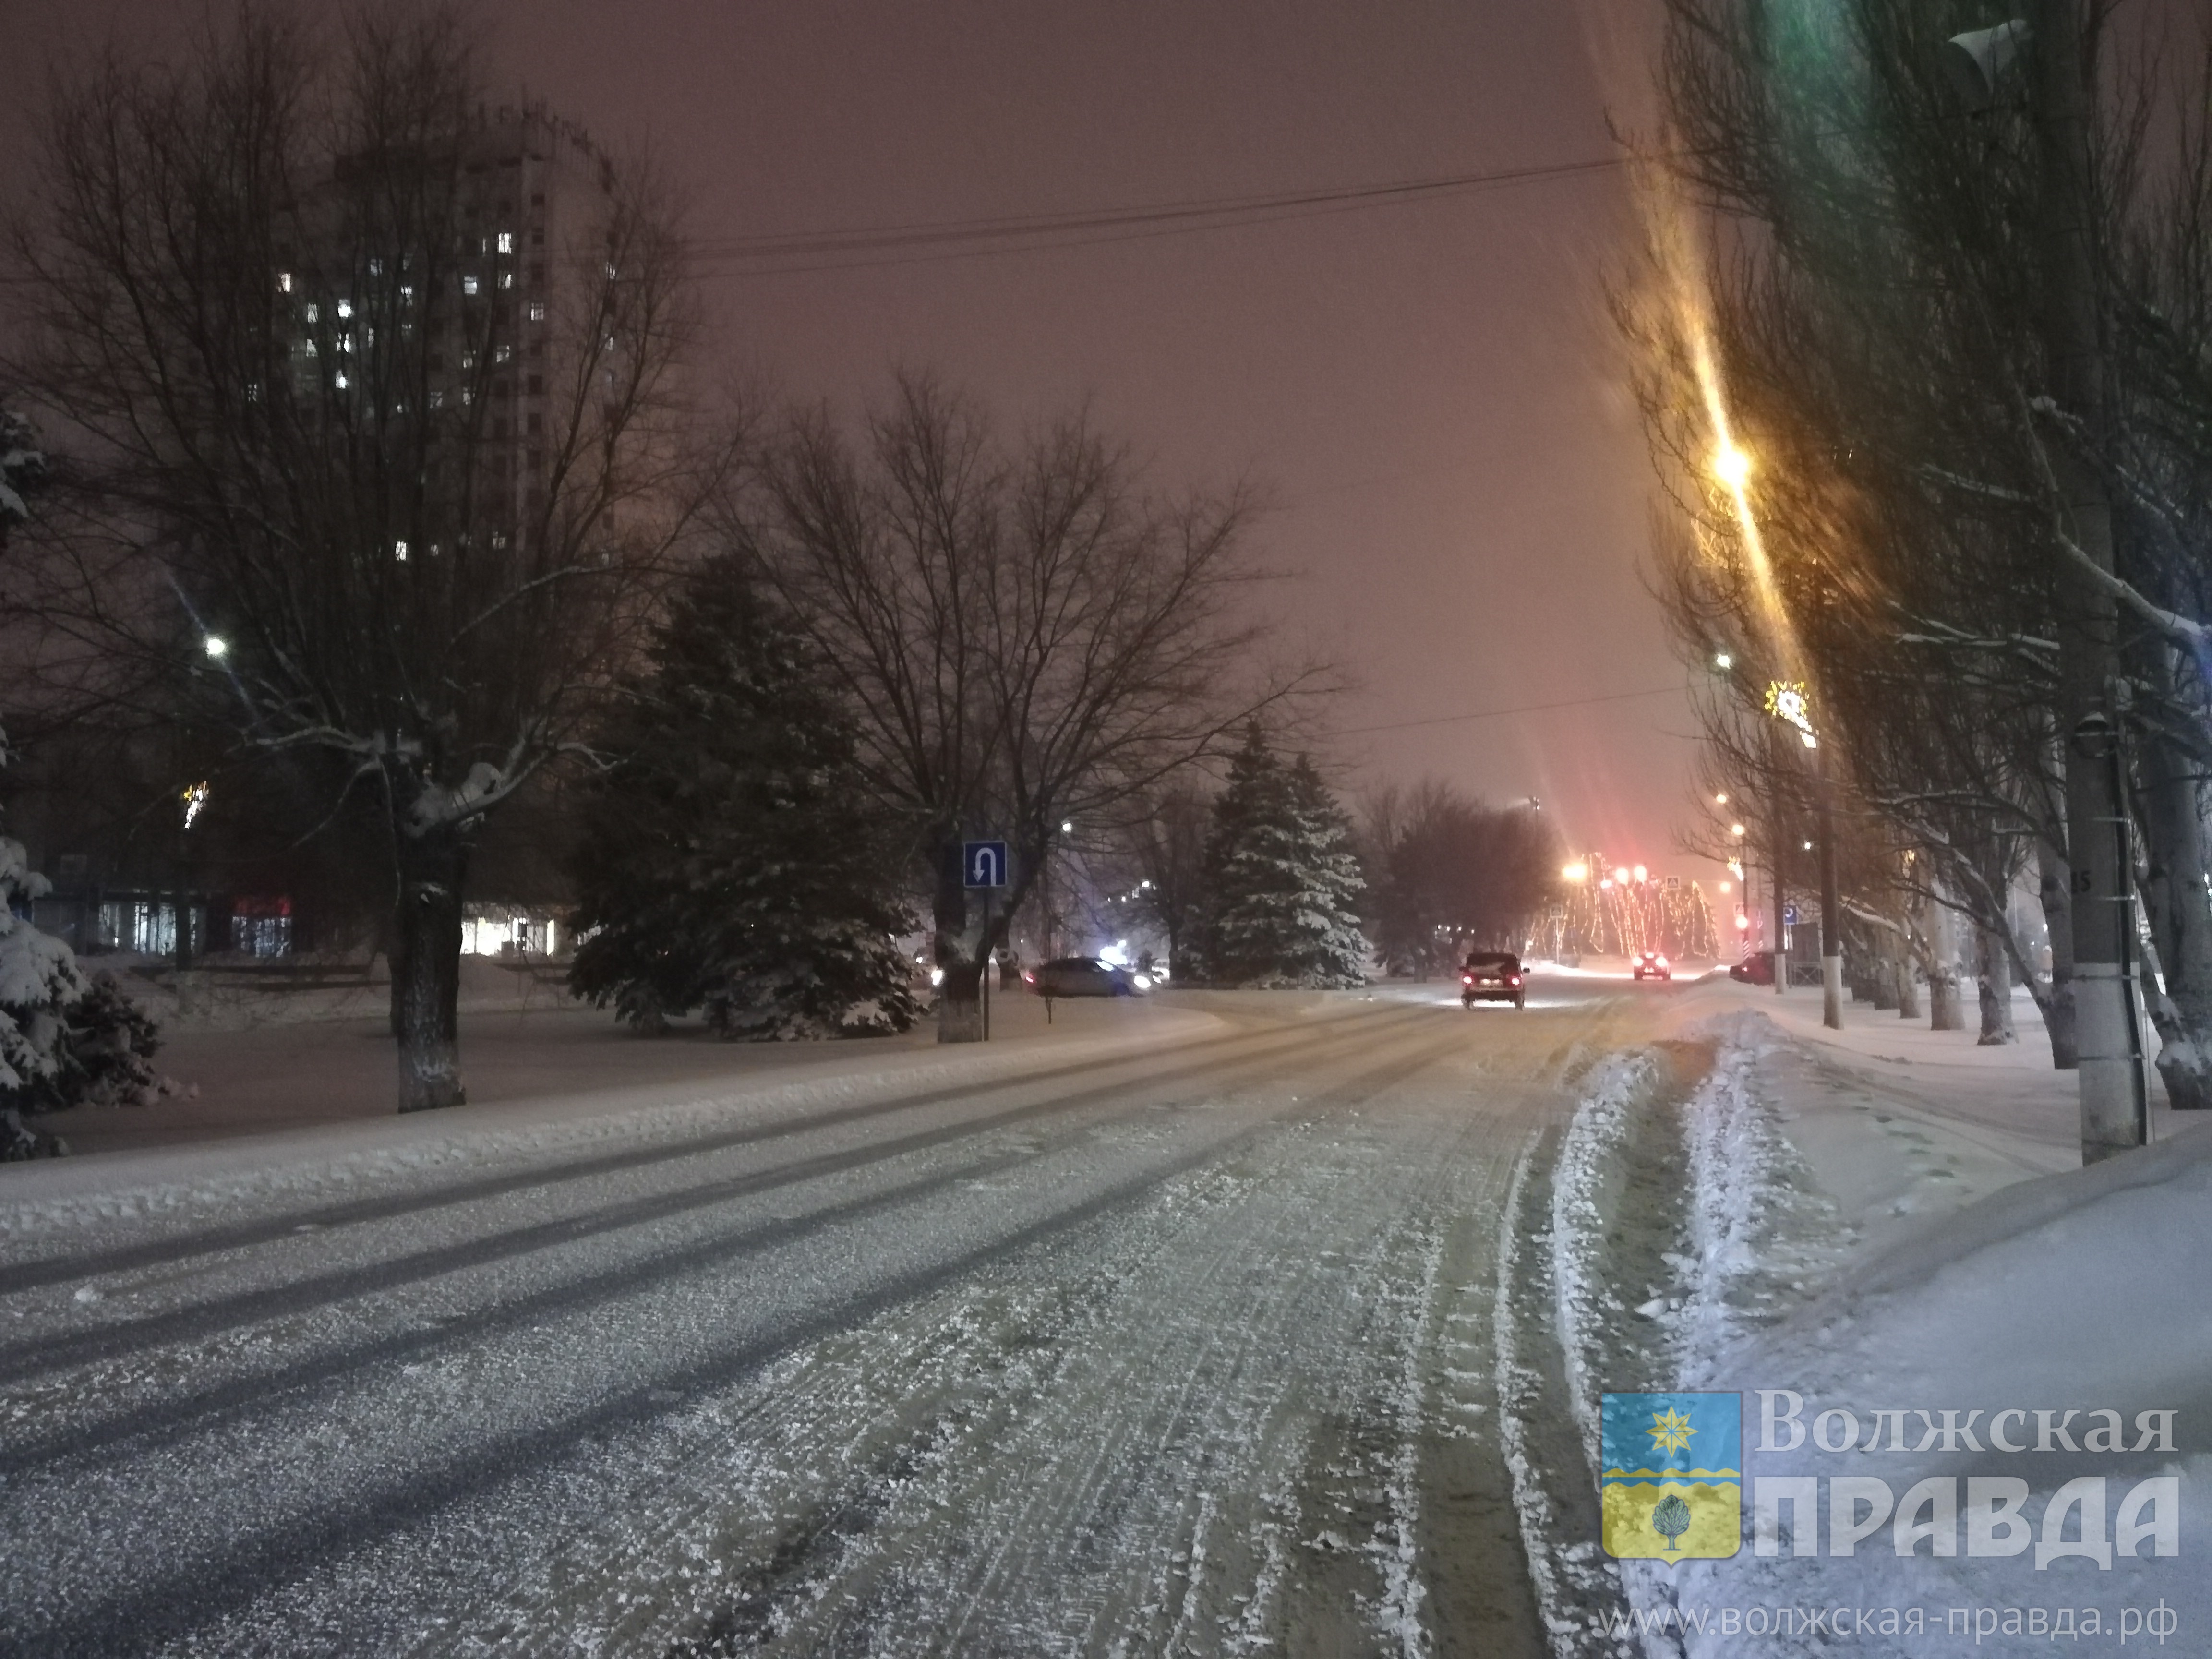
[1509,974,1521,984]
[1461,974,1474,985]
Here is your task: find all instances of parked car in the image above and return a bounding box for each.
[1633,950,1672,981]
[1460,951,1526,1009]
[1023,956,1151,997]
[1728,950,1775,986]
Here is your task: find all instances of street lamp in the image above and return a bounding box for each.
[1561,861,1588,882]
[204,635,229,660]
[1713,443,1753,490]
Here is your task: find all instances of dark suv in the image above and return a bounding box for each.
[1461,952,1526,1009]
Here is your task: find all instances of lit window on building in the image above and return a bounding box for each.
[304,302,319,323]
[495,343,511,362]
[500,272,514,289]
[277,271,293,293]
[497,231,513,253]
[228,897,294,958]
[528,301,546,323]
[335,371,349,389]
[395,540,409,562]
[336,298,353,319]
[463,274,480,296]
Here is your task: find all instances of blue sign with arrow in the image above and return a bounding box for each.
[962,840,1009,889]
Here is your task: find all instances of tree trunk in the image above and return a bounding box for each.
[394,827,469,1111]
[2134,658,2212,1108]
[931,845,984,1043]
[1895,935,1923,1021]
[2036,834,2079,1067]
[1977,924,2017,1046]
[1926,892,1965,1030]
[1872,950,1899,1010]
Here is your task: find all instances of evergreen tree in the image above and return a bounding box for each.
[568,560,920,1040]
[3,410,160,1156]
[1197,729,1370,987]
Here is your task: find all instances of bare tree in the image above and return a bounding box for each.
[742,374,1326,1040]
[7,4,718,1108]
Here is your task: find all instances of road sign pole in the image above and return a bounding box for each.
[981,887,991,1042]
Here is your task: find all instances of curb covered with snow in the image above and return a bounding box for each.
[1550,1011,2212,1658]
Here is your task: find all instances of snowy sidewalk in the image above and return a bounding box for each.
[1546,979,2212,1656]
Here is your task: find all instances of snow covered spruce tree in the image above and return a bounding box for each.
[11,9,716,1109]
[1195,728,1368,987]
[1,411,159,1158]
[567,560,919,1039]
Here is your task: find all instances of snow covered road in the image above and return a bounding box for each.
[0,985,1659,1657]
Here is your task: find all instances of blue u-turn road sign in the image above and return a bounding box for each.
[962,840,1010,889]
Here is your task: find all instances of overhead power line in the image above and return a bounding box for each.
[681,154,1625,276]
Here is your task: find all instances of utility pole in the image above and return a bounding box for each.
[2032,0,2147,1161]
[1817,745,1843,1029]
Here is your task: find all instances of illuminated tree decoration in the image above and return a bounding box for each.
[1763,681,1819,749]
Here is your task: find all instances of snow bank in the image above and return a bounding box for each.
[1599,1013,2212,1657]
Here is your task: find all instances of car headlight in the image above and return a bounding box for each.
[929,967,945,987]
[1132,974,1153,990]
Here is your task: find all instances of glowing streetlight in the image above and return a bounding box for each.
[1718,880,1732,894]
[1632,864,1648,884]
[1561,861,1589,882]
[204,635,229,660]
[1714,792,1729,805]
[1059,820,1072,834]
[1714,442,1753,490]
[1612,866,1630,885]
[1713,651,1734,671]
[1730,823,1745,838]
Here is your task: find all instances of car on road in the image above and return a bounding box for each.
[1633,950,1671,981]
[1023,956,1152,997]
[1728,950,1775,985]
[1460,952,1526,1009]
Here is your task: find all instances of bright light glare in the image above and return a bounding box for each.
[1714,442,1752,489]
[1099,942,1130,967]
[1059,820,1073,834]
[204,635,229,659]
[1612,866,1631,885]
[1715,792,1729,805]
[929,967,945,987]
[1735,913,1753,930]
[1561,861,1589,882]
[1714,651,1734,670]
[1131,974,1153,991]
[1730,823,1746,838]
[1632,864,1648,884]
[1718,880,1732,893]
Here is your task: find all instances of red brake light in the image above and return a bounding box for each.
[1461,973,1474,985]
[1508,974,1521,985]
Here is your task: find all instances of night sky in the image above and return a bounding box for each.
[8,0,1706,878]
